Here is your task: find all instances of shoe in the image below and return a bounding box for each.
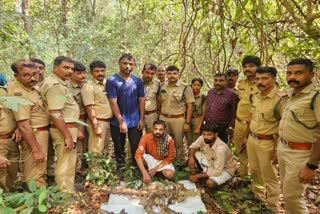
[47,175,56,186]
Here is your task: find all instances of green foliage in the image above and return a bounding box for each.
[122,163,140,182]
[0,179,68,214]
[0,96,33,112]
[64,117,88,127]
[84,152,118,186]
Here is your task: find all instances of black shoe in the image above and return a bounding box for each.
[47,175,55,186]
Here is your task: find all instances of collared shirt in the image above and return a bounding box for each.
[237,79,259,120]
[81,78,112,119]
[135,133,175,165]
[279,82,320,143]
[250,86,281,135]
[189,136,237,176]
[144,79,160,112]
[68,80,86,116]
[7,80,49,129]
[0,86,17,134]
[192,94,205,116]
[204,87,238,126]
[106,73,145,128]
[159,81,195,114]
[41,73,80,123]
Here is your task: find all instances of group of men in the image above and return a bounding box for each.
[0,53,319,214]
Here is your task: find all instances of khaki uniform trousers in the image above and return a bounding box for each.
[159,115,185,162]
[77,124,88,155]
[0,138,19,192]
[21,130,48,187]
[277,142,311,214]
[87,120,111,155]
[247,135,280,212]
[50,127,77,192]
[233,119,249,177]
[144,112,158,134]
[185,117,201,145]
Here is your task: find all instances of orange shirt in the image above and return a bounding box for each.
[135,133,175,165]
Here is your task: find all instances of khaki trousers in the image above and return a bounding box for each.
[233,119,248,177]
[50,127,77,192]
[0,138,19,192]
[87,120,111,155]
[277,142,311,214]
[21,130,49,187]
[247,135,280,212]
[185,117,201,145]
[159,115,185,162]
[144,112,158,134]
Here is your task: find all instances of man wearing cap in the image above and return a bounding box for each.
[8,59,50,188]
[158,65,195,162]
[41,56,79,191]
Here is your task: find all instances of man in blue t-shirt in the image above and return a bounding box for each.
[106,53,145,177]
[0,73,7,86]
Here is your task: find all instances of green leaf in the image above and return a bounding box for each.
[0,207,15,214]
[38,190,48,204]
[316,196,320,203]
[37,204,47,212]
[0,96,33,112]
[19,207,33,214]
[64,117,88,126]
[27,179,37,193]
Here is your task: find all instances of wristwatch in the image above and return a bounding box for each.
[306,162,319,170]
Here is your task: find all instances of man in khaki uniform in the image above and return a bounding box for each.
[156,65,167,84]
[30,58,46,88]
[142,63,160,133]
[277,58,320,214]
[41,56,79,192]
[82,61,113,156]
[68,61,88,169]
[0,86,20,192]
[233,55,260,177]
[8,59,50,188]
[243,66,280,212]
[158,65,195,162]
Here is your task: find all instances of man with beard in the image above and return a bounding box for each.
[226,69,239,91]
[158,65,195,162]
[8,59,49,188]
[233,55,261,177]
[276,58,320,214]
[201,73,238,144]
[68,61,88,169]
[41,56,79,191]
[135,120,175,184]
[82,61,113,157]
[141,63,160,133]
[188,123,237,188]
[106,54,145,177]
[242,66,280,213]
[156,65,167,84]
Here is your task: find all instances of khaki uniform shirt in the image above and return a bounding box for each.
[189,136,237,176]
[145,79,160,112]
[159,81,195,114]
[41,73,80,122]
[279,82,320,143]
[237,79,259,120]
[68,80,86,116]
[0,86,17,134]
[7,81,49,128]
[250,86,281,135]
[193,94,205,115]
[81,78,112,119]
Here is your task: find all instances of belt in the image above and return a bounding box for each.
[192,113,202,119]
[35,126,49,132]
[281,139,312,150]
[161,113,184,118]
[145,110,157,115]
[97,118,110,122]
[236,116,248,125]
[0,133,12,139]
[250,132,273,140]
[51,122,77,129]
[79,114,87,120]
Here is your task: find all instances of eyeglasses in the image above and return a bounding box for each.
[18,72,40,80]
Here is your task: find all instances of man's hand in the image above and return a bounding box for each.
[32,150,46,162]
[148,167,157,177]
[194,126,201,134]
[0,156,10,168]
[143,172,152,184]
[272,149,278,164]
[64,135,74,149]
[298,166,316,184]
[93,125,102,137]
[78,129,85,140]
[119,121,128,133]
[183,123,191,133]
[12,128,22,143]
[137,119,145,131]
[188,157,196,172]
[188,174,198,182]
